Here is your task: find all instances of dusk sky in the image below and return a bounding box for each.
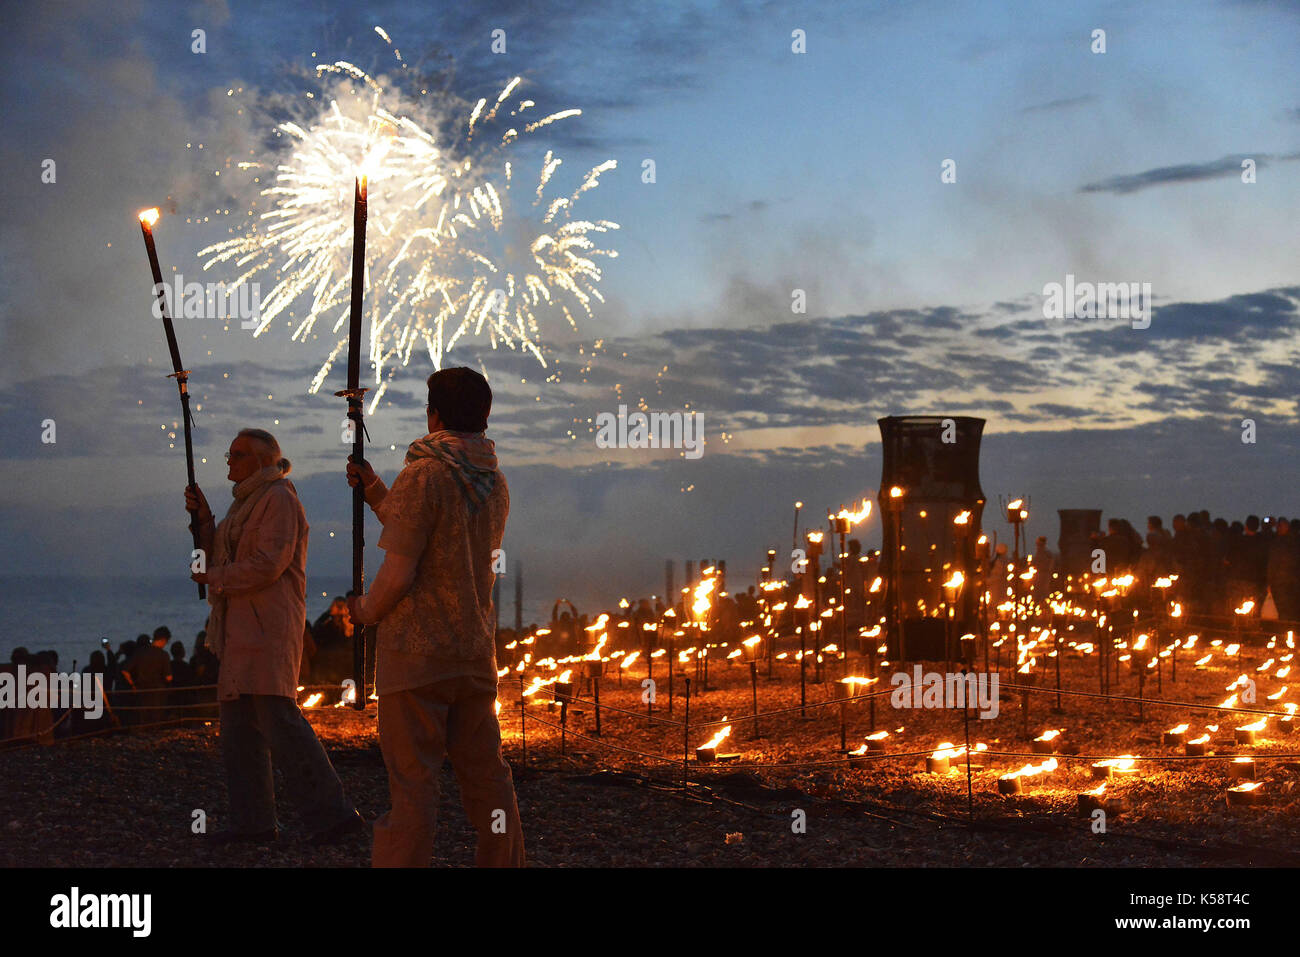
[2,0,1298,613]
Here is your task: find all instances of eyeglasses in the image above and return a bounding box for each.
[224,451,253,462]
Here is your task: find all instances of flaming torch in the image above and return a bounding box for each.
[997,756,1057,795]
[1235,717,1267,746]
[696,722,734,763]
[1162,723,1189,747]
[138,207,204,599]
[849,730,890,767]
[1077,781,1124,816]
[1227,781,1263,807]
[1090,755,1137,780]
[1031,727,1065,755]
[832,498,872,663]
[1229,756,1256,781]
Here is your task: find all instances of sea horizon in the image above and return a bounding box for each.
[0,573,557,667]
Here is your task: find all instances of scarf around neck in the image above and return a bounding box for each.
[206,464,286,658]
[405,430,497,512]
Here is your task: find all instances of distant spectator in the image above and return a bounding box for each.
[311,598,354,684]
[122,629,173,725]
[170,642,194,687]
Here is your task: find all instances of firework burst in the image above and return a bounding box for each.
[200,28,619,412]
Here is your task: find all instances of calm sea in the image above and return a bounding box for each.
[0,575,555,668]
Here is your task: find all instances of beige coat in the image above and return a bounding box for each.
[205,480,309,700]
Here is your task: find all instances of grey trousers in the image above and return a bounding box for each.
[219,694,353,833]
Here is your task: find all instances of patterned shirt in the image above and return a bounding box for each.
[373,455,509,667]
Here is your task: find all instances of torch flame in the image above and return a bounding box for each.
[835,499,872,526]
[1001,757,1058,781]
[138,207,160,227]
[840,675,878,689]
[700,724,732,751]
[692,577,716,619]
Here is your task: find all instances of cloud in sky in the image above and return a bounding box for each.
[1020,94,1097,113]
[1078,153,1300,194]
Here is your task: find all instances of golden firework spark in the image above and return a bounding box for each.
[200,28,619,412]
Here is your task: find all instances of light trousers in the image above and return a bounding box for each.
[372,675,525,867]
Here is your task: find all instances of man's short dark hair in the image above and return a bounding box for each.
[427,367,492,432]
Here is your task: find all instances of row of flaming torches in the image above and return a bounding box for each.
[390,551,1298,722]
[838,715,1282,808]
[289,543,1296,717]
[290,604,1294,815]
[289,486,1290,814]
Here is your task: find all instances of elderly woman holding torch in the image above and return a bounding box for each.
[185,428,363,845]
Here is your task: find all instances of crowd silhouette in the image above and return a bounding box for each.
[0,595,366,747]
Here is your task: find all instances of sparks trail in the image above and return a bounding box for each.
[200,26,619,413]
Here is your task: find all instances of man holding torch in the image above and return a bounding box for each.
[185,428,363,845]
[346,367,524,867]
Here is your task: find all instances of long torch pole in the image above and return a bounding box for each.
[139,209,204,600]
[337,173,369,710]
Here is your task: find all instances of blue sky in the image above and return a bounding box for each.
[1,0,1298,613]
